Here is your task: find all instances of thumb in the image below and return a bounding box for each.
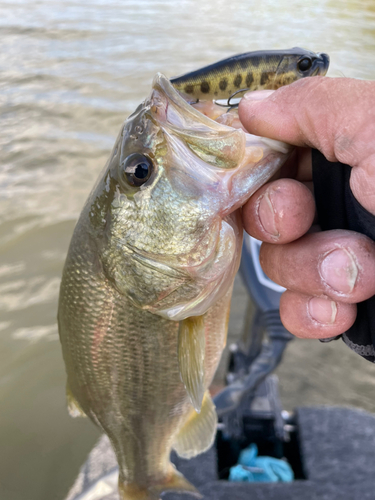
[238,77,375,168]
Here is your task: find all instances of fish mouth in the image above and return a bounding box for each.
[151,72,290,173]
[151,72,240,135]
[140,74,291,321]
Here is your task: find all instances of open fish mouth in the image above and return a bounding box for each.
[152,72,243,132]
[118,74,292,321]
[149,73,291,207]
[151,73,291,150]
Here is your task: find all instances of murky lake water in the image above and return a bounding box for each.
[1,1,375,499]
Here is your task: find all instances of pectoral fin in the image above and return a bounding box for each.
[173,391,217,459]
[178,315,206,412]
[66,384,86,418]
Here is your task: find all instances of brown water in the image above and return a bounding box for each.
[1,1,375,499]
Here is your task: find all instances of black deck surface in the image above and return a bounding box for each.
[66,407,375,500]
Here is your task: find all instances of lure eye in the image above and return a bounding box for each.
[298,57,313,72]
[120,153,153,187]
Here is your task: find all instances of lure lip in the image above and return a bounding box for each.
[317,52,330,74]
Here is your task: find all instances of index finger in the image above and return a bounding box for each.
[238,77,375,166]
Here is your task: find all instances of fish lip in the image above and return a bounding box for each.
[151,72,237,132]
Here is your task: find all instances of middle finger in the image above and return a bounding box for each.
[260,230,375,303]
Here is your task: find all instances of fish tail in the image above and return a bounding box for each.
[118,466,201,500]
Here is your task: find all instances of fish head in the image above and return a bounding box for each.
[271,47,330,87]
[91,74,291,321]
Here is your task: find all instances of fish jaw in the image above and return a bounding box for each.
[96,73,291,321]
[151,73,292,213]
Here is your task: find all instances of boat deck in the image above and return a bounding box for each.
[66,406,375,500]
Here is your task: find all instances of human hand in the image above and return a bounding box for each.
[238,77,375,339]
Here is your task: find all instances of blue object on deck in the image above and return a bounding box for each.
[228,444,294,483]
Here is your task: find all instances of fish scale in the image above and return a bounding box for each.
[60,230,226,479]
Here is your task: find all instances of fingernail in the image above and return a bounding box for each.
[243,90,275,101]
[257,190,279,237]
[320,248,358,294]
[308,297,337,325]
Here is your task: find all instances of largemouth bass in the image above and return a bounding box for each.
[59,52,328,500]
[170,47,329,101]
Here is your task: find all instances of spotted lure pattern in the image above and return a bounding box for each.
[170,47,329,101]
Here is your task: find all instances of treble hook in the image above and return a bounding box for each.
[214,88,250,111]
[227,88,250,108]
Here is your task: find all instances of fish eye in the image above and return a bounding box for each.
[120,153,153,187]
[298,57,313,72]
